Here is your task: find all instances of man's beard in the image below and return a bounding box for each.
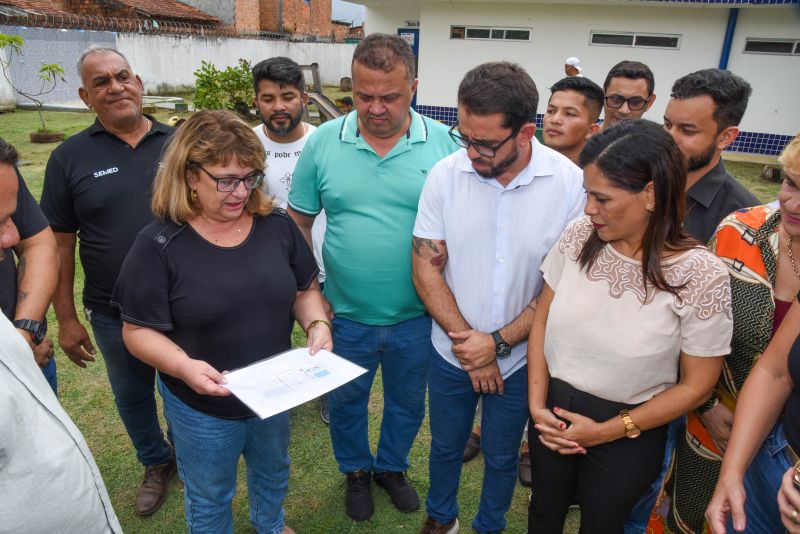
[261,107,304,137]
[687,139,717,172]
[473,143,520,178]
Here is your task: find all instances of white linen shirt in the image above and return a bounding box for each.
[0,315,122,533]
[414,137,585,378]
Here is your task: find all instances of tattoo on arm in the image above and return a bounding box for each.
[412,236,447,269]
[16,257,29,303]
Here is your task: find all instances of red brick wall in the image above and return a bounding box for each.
[257,0,331,37]
[258,0,279,32]
[332,21,349,43]
[235,0,261,31]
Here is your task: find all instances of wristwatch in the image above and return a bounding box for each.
[14,318,47,345]
[619,409,641,439]
[490,330,512,359]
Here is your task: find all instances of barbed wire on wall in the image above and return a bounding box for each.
[0,11,337,43]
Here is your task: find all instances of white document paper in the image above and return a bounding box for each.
[221,348,367,420]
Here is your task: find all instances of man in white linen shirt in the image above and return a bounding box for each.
[412,61,585,534]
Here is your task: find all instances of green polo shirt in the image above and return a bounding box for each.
[289,110,457,325]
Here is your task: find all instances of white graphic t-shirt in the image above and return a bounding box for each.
[254,123,327,282]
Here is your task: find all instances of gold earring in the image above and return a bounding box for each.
[190,189,198,201]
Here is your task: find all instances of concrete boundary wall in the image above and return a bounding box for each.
[117,33,355,93]
[0,25,115,106]
[0,26,355,105]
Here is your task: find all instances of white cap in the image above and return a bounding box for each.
[565,57,582,71]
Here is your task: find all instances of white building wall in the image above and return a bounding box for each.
[416,3,732,125]
[383,2,797,138]
[117,33,356,93]
[726,8,800,135]
[364,3,421,35]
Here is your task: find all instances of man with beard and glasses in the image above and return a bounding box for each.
[663,68,757,243]
[251,57,331,423]
[288,34,457,522]
[412,62,584,534]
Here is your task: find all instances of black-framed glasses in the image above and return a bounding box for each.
[604,94,651,111]
[448,124,520,157]
[193,164,265,192]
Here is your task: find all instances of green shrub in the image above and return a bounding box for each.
[192,59,254,117]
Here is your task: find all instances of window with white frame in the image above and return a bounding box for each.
[743,38,800,55]
[590,31,681,50]
[450,26,531,42]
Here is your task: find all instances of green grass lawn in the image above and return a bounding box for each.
[0,105,778,534]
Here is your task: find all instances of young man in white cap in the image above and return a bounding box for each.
[564,57,583,77]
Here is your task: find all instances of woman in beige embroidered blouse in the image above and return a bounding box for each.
[527,120,733,533]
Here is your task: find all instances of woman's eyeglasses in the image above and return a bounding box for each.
[193,164,265,192]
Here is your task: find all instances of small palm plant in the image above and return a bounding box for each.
[0,32,66,141]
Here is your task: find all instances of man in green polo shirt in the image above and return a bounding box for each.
[288,33,457,522]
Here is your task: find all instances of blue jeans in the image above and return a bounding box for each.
[88,307,172,466]
[730,418,792,534]
[159,379,290,534]
[624,416,683,533]
[328,314,432,473]
[41,357,57,394]
[427,353,529,533]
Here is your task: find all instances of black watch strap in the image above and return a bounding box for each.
[13,319,46,345]
[491,330,512,358]
[491,330,505,345]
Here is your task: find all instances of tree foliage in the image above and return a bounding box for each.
[192,59,254,118]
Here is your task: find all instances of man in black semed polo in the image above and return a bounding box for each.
[40,46,176,516]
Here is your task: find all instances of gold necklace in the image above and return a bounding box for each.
[787,234,800,282]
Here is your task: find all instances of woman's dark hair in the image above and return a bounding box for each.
[578,119,698,297]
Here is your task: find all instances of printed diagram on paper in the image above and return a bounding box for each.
[222,348,366,420]
[259,364,332,397]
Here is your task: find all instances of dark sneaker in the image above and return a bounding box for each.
[320,394,330,425]
[135,458,176,515]
[518,451,531,487]
[345,470,374,521]
[462,431,481,463]
[420,516,460,534]
[373,471,420,513]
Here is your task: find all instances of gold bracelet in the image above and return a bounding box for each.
[306,319,332,335]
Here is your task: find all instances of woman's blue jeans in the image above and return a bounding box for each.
[159,378,291,534]
[733,418,793,534]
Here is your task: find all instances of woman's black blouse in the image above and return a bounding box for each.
[112,209,318,418]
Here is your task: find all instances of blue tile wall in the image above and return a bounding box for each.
[417,104,794,156]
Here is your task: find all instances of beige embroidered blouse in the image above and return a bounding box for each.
[541,216,733,404]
